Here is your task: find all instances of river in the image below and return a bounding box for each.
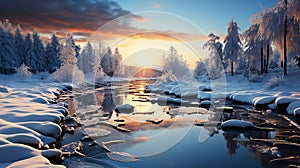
[62,79,298,168]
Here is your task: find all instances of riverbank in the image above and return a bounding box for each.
[0,75,74,167]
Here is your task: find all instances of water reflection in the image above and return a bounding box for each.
[65,80,298,168]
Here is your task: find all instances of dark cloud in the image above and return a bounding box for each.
[0,0,141,36]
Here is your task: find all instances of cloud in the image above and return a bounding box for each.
[0,0,215,44]
[0,0,141,35]
[152,2,162,9]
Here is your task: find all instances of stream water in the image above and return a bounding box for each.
[63,79,299,168]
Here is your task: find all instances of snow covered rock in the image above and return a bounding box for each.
[0,112,62,123]
[0,144,63,163]
[18,121,62,139]
[197,92,211,100]
[232,94,269,105]
[294,108,300,116]
[115,104,135,114]
[232,94,255,105]
[199,100,212,109]
[0,133,43,148]
[221,119,255,129]
[275,97,300,113]
[156,96,189,106]
[253,96,277,110]
[286,101,300,115]
[181,92,198,99]
[3,155,65,168]
[0,124,56,145]
[198,85,212,92]
[31,97,49,104]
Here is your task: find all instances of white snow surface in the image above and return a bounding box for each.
[221,119,254,128]
[0,75,68,167]
[145,66,300,114]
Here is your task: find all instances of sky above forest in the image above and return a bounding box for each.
[0,0,277,67]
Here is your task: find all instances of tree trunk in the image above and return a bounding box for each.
[261,47,264,75]
[283,0,288,76]
[231,61,234,76]
[265,44,270,73]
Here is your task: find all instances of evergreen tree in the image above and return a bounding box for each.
[203,33,224,79]
[113,47,123,76]
[101,47,113,76]
[0,20,18,74]
[32,32,46,72]
[223,19,243,76]
[45,34,61,73]
[23,33,36,72]
[78,42,96,75]
[14,25,24,67]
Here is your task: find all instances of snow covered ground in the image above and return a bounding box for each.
[0,75,72,167]
[146,65,300,115]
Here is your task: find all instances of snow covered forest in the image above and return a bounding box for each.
[0,19,123,83]
[195,0,300,79]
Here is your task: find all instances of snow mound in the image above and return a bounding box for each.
[199,100,212,108]
[294,108,300,116]
[232,93,269,105]
[18,122,62,139]
[253,96,277,110]
[0,124,56,145]
[275,97,300,113]
[221,119,254,129]
[156,96,189,106]
[197,92,211,100]
[0,144,62,163]
[0,112,62,123]
[286,101,300,115]
[0,85,11,93]
[4,155,65,168]
[30,97,49,104]
[0,133,43,148]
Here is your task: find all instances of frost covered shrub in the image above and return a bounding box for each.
[267,76,284,89]
[14,64,31,80]
[158,71,177,82]
[95,69,107,83]
[50,64,85,84]
[194,61,207,78]
[208,67,222,80]
[162,46,191,80]
[248,74,263,83]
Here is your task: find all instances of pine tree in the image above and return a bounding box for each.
[101,47,113,76]
[78,42,96,75]
[23,33,36,72]
[14,25,24,67]
[223,19,243,76]
[0,20,18,74]
[203,33,224,79]
[113,47,123,76]
[32,32,46,72]
[45,34,61,73]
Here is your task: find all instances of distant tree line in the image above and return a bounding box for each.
[0,19,123,77]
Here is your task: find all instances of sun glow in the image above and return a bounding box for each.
[107,38,204,69]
